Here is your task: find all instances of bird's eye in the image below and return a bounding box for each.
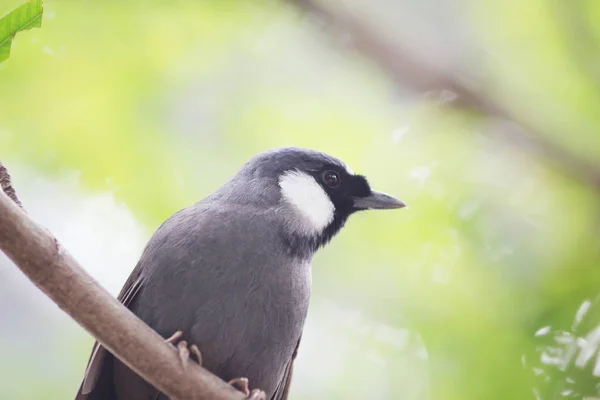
[322,170,341,188]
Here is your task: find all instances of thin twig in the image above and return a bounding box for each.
[0,161,23,208]
[287,0,600,189]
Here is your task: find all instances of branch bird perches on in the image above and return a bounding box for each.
[0,160,254,400]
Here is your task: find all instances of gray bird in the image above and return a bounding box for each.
[75,147,405,400]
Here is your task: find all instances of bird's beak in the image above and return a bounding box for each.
[353,190,407,210]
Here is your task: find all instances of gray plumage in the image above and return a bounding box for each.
[75,147,405,400]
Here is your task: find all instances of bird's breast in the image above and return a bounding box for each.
[132,204,313,395]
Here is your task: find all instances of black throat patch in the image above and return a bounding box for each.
[280,210,352,259]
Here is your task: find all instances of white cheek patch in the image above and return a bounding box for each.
[279,170,335,233]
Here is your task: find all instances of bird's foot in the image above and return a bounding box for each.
[228,378,250,396]
[164,330,202,368]
[246,389,267,400]
[165,330,183,345]
[228,378,267,400]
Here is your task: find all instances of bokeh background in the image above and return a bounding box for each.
[2,0,600,399]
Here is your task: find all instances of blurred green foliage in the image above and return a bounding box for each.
[2,0,600,399]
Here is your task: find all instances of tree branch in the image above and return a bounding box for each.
[287,0,600,190]
[0,160,247,400]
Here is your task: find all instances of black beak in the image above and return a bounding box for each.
[353,190,407,210]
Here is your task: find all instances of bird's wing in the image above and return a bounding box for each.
[75,262,145,400]
[271,335,302,400]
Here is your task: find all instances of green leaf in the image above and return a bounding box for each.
[0,0,43,63]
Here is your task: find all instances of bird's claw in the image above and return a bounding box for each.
[228,377,250,396]
[189,344,202,364]
[228,378,266,399]
[164,330,202,367]
[165,330,183,345]
[246,389,267,400]
[167,334,263,398]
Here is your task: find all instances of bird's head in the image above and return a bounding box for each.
[220,147,406,257]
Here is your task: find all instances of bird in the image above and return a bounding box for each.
[75,146,405,400]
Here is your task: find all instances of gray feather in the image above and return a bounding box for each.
[125,202,311,397]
